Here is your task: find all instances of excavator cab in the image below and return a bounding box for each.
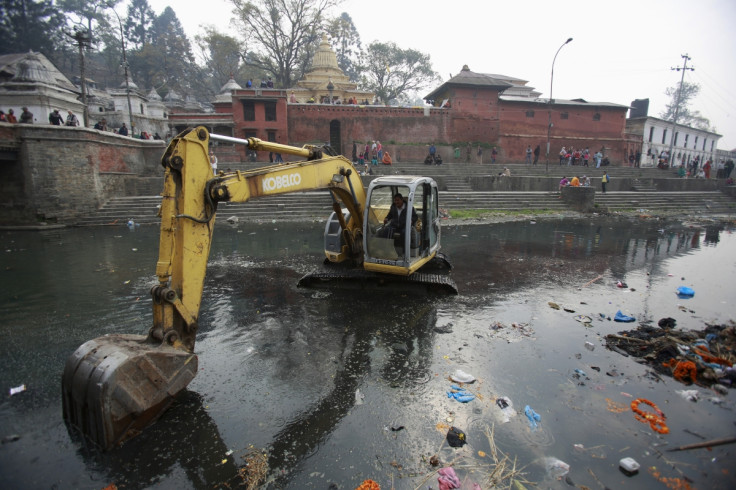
[363,176,441,274]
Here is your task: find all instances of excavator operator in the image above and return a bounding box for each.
[380,193,417,239]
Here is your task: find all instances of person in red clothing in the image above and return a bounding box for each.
[703,160,712,179]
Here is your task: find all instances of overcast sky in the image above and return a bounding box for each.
[147,0,736,150]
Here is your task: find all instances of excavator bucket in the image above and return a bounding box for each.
[62,333,197,450]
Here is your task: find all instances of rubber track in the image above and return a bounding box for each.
[298,269,458,294]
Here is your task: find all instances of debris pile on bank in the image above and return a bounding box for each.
[605,320,736,388]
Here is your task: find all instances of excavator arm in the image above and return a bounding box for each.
[62,127,366,450]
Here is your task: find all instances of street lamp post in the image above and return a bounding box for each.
[108,6,134,131]
[546,37,573,172]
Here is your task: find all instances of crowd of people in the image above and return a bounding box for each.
[352,140,393,172]
[1,106,163,140]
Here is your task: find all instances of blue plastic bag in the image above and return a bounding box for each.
[676,286,695,297]
[447,386,475,403]
[614,310,636,322]
[524,405,541,429]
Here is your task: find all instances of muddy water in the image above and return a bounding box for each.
[0,218,734,489]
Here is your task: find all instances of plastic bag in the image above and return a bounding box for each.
[524,405,541,429]
[543,457,570,479]
[676,286,695,297]
[614,310,635,322]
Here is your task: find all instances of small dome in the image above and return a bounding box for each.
[12,51,55,84]
[120,74,138,90]
[219,76,242,93]
[147,88,161,101]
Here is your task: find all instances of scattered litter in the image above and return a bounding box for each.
[574,315,592,324]
[355,389,365,405]
[524,405,541,429]
[606,323,735,388]
[446,426,467,447]
[225,449,233,456]
[496,396,514,423]
[585,341,595,351]
[619,457,640,474]
[563,307,576,313]
[676,286,695,297]
[447,385,475,403]
[9,384,26,396]
[437,467,461,490]
[226,216,239,224]
[548,302,560,310]
[614,310,636,323]
[676,389,700,402]
[1,434,20,444]
[574,368,587,378]
[543,457,570,480]
[616,281,628,288]
[450,369,476,384]
[658,317,677,329]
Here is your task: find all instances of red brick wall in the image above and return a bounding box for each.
[287,105,452,156]
[497,101,628,162]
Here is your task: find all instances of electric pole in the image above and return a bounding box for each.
[666,54,694,167]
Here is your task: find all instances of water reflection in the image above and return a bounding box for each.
[0,218,733,489]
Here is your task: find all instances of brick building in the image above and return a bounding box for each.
[188,60,632,164]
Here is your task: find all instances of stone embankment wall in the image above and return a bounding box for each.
[0,124,165,224]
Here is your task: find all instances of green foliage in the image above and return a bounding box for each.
[0,0,66,56]
[327,12,361,82]
[359,41,439,104]
[124,0,155,49]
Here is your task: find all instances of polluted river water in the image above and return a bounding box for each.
[0,216,734,489]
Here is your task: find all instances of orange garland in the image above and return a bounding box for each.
[662,358,697,383]
[631,398,669,434]
[356,480,380,490]
[693,346,733,367]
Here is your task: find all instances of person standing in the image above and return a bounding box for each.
[118,123,128,136]
[703,160,712,179]
[209,149,218,174]
[19,107,33,123]
[525,145,532,164]
[6,109,17,123]
[594,150,603,168]
[559,146,566,166]
[477,145,483,164]
[533,145,540,165]
[351,141,358,163]
[491,147,497,164]
[601,171,610,194]
[65,110,79,126]
[49,109,63,125]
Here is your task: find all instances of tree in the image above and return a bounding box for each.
[59,0,119,34]
[128,6,196,93]
[230,0,341,88]
[327,12,361,82]
[660,81,712,131]
[124,0,155,49]
[0,0,66,56]
[359,42,439,105]
[195,26,247,93]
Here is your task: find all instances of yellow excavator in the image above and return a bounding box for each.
[62,127,455,450]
